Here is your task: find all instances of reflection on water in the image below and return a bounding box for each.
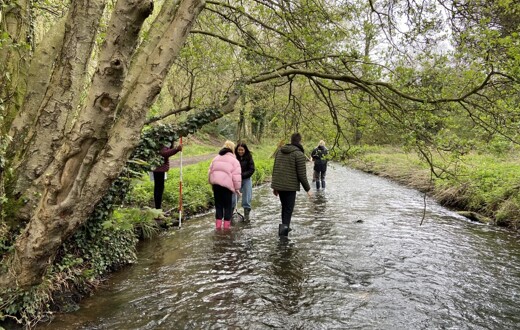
[38,164,520,330]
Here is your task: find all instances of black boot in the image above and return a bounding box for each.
[321,180,326,189]
[278,224,291,236]
[244,208,251,221]
[316,180,320,190]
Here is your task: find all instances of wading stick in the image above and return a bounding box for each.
[179,136,183,228]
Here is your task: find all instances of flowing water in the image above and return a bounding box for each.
[38,164,520,329]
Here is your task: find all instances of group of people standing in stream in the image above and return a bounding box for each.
[152,133,328,237]
[208,140,255,229]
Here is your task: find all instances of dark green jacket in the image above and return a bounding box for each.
[271,144,311,192]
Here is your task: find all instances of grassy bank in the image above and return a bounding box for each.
[123,141,275,222]
[346,146,520,230]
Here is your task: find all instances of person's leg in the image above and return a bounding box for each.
[278,191,296,236]
[153,172,165,209]
[222,188,234,229]
[313,170,320,189]
[231,193,237,211]
[278,191,295,236]
[213,185,224,228]
[241,178,252,220]
[321,170,326,189]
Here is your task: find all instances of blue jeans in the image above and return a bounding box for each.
[241,177,252,210]
[233,177,253,210]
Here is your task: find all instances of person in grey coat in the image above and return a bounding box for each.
[271,132,312,236]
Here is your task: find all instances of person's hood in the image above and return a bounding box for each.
[280,143,304,154]
[219,148,233,156]
[317,145,327,151]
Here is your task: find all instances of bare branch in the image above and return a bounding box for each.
[145,106,193,125]
[190,29,282,61]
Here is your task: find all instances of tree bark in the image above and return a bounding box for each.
[0,0,31,132]
[9,0,107,212]
[1,0,206,290]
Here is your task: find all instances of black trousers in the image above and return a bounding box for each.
[278,191,296,226]
[212,184,233,221]
[153,172,166,209]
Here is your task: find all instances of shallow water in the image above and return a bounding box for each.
[38,164,520,329]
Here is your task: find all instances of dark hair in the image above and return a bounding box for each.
[235,142,252,160]
[290,133,302,145]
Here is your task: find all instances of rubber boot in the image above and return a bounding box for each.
[278,224,291,237]
[244,208,251,221]
[316,180,321,190]
[215,219,223,229]
[321,180,326,190]
[223,220,231,229]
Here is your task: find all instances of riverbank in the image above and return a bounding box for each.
[345,146,520,230]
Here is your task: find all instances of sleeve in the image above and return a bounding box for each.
[311,148,318,160]
[208,159,214,184]
[242,158,256,179]
[159,146,179,158]
[296,152,311,191]
[232,159,242,191]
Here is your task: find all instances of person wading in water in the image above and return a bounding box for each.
[234,142,255,221]
[271,133,312,237]
[311,140,329,190]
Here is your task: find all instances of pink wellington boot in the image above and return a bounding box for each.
[215,219,223,229]
[223,220,231,229]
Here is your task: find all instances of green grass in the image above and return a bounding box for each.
[124,141,275,224]
[347,146,520,230]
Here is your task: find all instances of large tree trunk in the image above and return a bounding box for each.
[0,0,32,214]
[1,0,205,290]
[0,0,31,131]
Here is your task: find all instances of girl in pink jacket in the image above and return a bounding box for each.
[208,140,242,229]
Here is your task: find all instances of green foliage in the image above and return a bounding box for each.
[484,135,515,156]
[126,160,215,217]
[251,157,273,186]
[0,284,54,328]
[131,110,223,173]
[104,207,161,239]
[436,155,520,219]
[125,144,275,218]
[348,146,520,229]
[199,118,236,139]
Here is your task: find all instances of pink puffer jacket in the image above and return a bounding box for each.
[208,149,242,193]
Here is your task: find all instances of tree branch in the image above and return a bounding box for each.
[190,29,282,61]
[145,106,193,125]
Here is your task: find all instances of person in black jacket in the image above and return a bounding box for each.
[235,142,255,221]
[311,140,328,190]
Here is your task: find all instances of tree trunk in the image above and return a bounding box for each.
[0,0,31,132]
[1,0,206,290]
[0,0,32,214]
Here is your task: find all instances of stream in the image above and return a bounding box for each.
[38,163,520,329]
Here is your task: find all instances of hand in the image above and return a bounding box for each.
[272,189,278,196]
[306,190,313,198]
[236,190,242,196]
[176,145,183,152]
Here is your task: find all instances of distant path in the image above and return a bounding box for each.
[169,153,214,168]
